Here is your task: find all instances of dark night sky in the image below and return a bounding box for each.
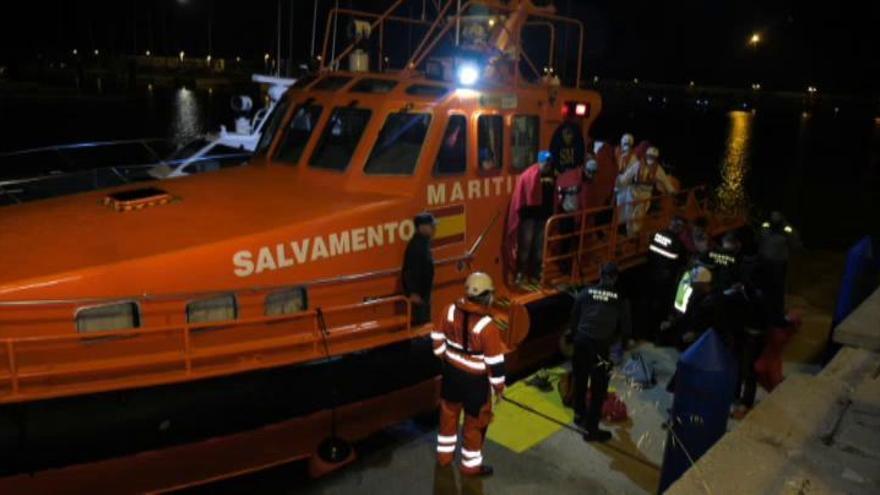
[1,1,877,94]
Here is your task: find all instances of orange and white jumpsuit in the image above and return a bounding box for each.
[614,147,638,223]
[431,300,507,474]
[618,160,677,235]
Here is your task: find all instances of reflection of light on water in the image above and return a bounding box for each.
[716,110,753,214]
[170,87,202,146]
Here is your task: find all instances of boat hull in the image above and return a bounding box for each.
[0,336,440,479]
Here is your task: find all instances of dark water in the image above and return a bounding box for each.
[1,86,878,248]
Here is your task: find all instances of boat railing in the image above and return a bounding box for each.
[320,0,583,88]
[0,295,419,404]
[540,186,746,287]
[0,144,252,205]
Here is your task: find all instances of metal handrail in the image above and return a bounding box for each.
[0,252,472,308]
[320,0,585,87]
[0,138,168,159]
[539,186,737,286]
[0,295,416,403]
[0,151,253,189]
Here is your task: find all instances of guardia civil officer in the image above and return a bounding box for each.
[569,262,631,442]
[644,216,687,340]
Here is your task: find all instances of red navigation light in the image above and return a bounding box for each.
[561,104,569,117]
[575,103,587,116]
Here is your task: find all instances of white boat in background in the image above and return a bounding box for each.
[0,73,297,204]
[148,74,297,179]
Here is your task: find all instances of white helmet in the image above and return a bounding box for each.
[465,272,495,299]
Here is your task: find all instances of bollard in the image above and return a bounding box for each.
[658,329,736,493]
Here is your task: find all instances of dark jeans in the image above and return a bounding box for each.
[735,329,765,407]
[761,259,788,325]
[411,294,431,325]
[643,267,679,341]
[517,215,548,278]
[572,338,611,431]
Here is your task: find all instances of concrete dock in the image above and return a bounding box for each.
[667,280,880,494]
[197,251,866,494]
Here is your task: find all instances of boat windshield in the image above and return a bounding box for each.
[255,92,291,155]
[274,104,324,165]
[364,112,431,175]
[309,107,372,171]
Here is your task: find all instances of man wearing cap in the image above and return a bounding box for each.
[568,262,631,442]
[506,150,556,285]
[402,213,437,325]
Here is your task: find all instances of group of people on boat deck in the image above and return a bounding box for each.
[506,132,680,285]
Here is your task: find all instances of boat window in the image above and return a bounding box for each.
[349,78,398,94]
[364,112,432,175]
[309,107,372,171]
[187,294,238,324]
[275,104,323,164]
[478,114,503,173]
[434,115,467,175]
[76,302,140,333]
[265,287,308,316]
[511,115,539,172]
[255,93,290,154]
[405,84,450,98]
[312,76,353,91]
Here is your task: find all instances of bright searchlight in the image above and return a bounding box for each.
[457,64,480,86]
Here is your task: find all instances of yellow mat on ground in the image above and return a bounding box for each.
[487,368,573,453]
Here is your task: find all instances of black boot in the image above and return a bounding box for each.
[462,465,494,477]
[583,428,612,443]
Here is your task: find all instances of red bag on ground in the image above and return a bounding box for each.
[602,392,629,423]
[754,311,802,392]
[585,390,629,423]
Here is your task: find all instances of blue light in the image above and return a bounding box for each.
[457,64,479,87]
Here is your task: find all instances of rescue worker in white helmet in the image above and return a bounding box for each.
[432,272,506,477]
[617,144,678,235]
[568,262,631,442]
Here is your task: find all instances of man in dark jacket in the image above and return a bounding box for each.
[402,213,436,325]
[644,216,687,341]
[569,262,631,442]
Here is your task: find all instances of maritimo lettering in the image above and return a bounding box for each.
[232,220,415,277]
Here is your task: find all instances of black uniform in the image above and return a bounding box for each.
[732,286,769,408]
[402,232,434,324]
[706,247,741,292]
[644,229,686,340]
[569,282,631,431]
[757,222,800,325]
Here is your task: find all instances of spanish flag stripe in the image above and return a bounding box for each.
[430,204,466,247]
[430,204,465,218]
